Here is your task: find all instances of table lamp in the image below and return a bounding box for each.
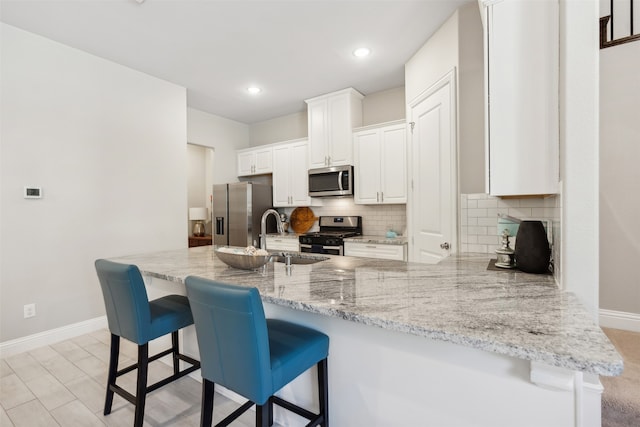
[189,207,208,237]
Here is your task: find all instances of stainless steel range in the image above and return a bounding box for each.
[299,216,362,255]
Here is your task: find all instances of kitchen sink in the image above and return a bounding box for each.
[270,253,329,265]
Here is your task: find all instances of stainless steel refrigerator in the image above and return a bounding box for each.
[212,182,275,248]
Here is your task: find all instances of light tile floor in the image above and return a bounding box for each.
[0,329,255,426]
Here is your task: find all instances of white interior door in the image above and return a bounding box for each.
[408,71,457,263]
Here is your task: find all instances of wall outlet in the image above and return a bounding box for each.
[24,303,36,318]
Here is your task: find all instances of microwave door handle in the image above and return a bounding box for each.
[338,171,344,191]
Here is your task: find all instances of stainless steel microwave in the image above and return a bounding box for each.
[308,165,354,197]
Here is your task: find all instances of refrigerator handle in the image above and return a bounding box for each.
[215,217,225,235]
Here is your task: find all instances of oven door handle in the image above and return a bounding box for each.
[338,171,344,191]
[300,244,342,250]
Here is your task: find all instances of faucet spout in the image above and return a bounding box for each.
[260,209,284,250]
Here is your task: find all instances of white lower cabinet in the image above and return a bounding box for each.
[272,139,310,207]
[353,121,407,204]
[265,236,299,252]
[344,242,407,261]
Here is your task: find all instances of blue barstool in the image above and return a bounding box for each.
[185,277,329,427]
[95,259,201,427]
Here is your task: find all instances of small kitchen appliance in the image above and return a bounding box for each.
[514,220,551,273]
[299,216,362,255]
[308,165,354,197]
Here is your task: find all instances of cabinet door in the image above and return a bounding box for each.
[308,100,329,169]
[344,242,406,261]
[272,145,291,207]
[254,147,273,174]
[353,129,381,204]
[237,151,254,176]
[486,0,559,196]
[380,125,407,204]
[290,141,311,206]
[327,94,352,166]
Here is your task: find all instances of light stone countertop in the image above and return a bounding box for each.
[109,246,622,376]
[344,235,408,245]
[265,232,300,240]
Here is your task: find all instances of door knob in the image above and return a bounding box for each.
[440,242,450,250]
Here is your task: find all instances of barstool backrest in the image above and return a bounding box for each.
[95,259,152,345]
[185,277,273,404]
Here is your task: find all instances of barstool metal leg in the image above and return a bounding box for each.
[318,359,329,427]
[201,379,215,427]
[256,404,269,427]
[134,344,149,427]
[104,334,120,415]
[171,330,180,375]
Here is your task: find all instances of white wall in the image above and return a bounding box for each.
[249,111,308,146]
[187,144,214,235]
[405,11,459,104]
[599,41,640,316]
[405,5,485,195]
[0,24,188,342]
[248,87,407,147]
[187,107,249,184]
[361,86,406,126]
[559,0,601,318]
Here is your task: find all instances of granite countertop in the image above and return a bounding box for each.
[109,247,622,376]
[265,232,300,240]
[344,235,408,245]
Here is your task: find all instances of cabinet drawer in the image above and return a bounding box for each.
[344,242,406,261]
[265,237,299,252]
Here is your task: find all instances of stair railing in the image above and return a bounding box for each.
[600,0,640,48]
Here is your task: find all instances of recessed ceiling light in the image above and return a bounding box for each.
[247,87,261,94]
[353,47,371,58]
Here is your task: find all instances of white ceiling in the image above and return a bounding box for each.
[1,0,471,124]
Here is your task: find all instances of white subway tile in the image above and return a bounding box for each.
[478,235,500,245]
[477,217,496,226]
[468,208,488,218]
[487,208,500,218]
[467,200,478,209]
[508,208,532,219]
[477,199,498,209]
[467,216,478,226]
[498,198,520,208]
[519,198,545,208]
[467,193,488,200]
[468,243,489,253]
[468,226,488,235]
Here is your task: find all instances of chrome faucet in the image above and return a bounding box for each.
[260,209,284,250]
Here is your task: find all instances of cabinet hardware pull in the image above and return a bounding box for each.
[440,242,450,250]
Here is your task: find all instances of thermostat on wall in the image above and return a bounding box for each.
[24,186,42,199]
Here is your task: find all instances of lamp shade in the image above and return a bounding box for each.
[189,207,208,221]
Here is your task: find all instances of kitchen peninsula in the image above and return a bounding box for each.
[110,246,621,427]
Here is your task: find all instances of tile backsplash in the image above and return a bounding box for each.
[280,199,406,237]
[460,193,562,279]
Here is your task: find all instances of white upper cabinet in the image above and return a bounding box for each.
[306,88,363,169]
[353,121,407,205]
[272,139,311,207]
[237,146,273,176]
[480,0,559,196]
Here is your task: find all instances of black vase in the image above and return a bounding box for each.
[514,221,551,274]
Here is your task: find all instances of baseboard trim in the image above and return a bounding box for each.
[0,316,108,358]
[599,309,640,332]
